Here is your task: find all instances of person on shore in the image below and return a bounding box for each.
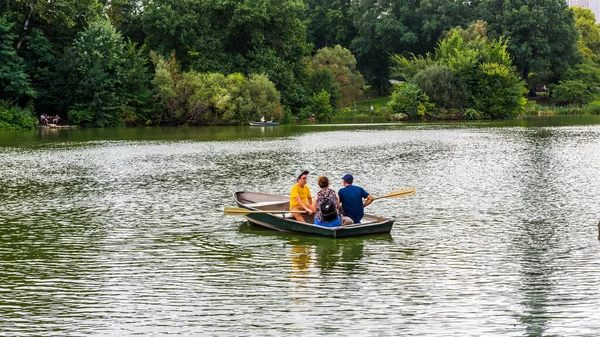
[338,173,374,225]
[312,176,342,227]
[40,114,47,125]
[290,169,313,222]
[52,114,60,124]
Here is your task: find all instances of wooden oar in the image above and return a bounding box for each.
[372,188,416,200]
[224,207,306,216]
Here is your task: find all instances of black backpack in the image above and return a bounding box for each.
[320,197,338,222]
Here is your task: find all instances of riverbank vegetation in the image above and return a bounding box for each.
[2,0,600,129]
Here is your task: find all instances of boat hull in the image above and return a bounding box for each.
[234,191,394,238]
[249,121,280,126]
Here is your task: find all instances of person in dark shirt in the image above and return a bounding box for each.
[338,173,374,225]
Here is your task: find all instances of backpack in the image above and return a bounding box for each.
[320,197,338,222]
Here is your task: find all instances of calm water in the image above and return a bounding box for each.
[1,116,600,336]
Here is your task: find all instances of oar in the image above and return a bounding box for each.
[224,207,306,216]
[372,188,416,200]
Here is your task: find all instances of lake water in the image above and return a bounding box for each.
[1,116,600,336]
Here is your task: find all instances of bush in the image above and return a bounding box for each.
[387,83,434,119]
[551,80,595,105]
[463,108,483,120]
[472,62,526,118]
[0,101,37,130]
[412,65,468,108]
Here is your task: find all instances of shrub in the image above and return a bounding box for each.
[387,83,434,119]
[412,65,468,109]
[472,62,527,118]
[463,108,483,120]
[551,79,595,105]
[0,101,37,130]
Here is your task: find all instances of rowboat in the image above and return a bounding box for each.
[233,191,395,238]
[249,121,280,126]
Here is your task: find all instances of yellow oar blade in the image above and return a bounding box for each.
[224,207,306,216]
[373,188,416,200]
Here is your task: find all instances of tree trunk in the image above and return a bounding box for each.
[16,1,36,51]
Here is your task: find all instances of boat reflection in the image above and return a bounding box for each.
[238,222,393,275]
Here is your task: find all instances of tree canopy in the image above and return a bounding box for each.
[0,0,596,128]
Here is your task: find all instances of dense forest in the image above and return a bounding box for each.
[2,0,600,129]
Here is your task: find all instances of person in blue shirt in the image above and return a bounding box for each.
[338,174,374,225]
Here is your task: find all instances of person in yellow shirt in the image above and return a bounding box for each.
[290,169,313,222]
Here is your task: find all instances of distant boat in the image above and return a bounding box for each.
[233,191,395,238]
[249,121,280,126]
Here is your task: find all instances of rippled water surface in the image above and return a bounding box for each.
[1,117,600,336]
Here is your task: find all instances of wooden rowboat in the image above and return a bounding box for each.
[234,191,395,238]
[249,121,280,126]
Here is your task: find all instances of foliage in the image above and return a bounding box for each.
[57,20,153,127]
[387,83,434,119]
[307,89,333,122]
[0,0,593,125]
[551,80,595,105]
[0,100,37,130]
[572,7,600,58]
[390,53,433,81]
[305,67,340,107]
[142,0,310,111]
[152,54,283,125]
[308,45,364,107]
[351,0,475,94]
[412,65,468,109]
[471,62,527,118]
[20,28,54,111]
[389,29,526,119]
[0,16,35,103]
[478,0,580,83]
[304,0,356,49]
[462,108,482,120]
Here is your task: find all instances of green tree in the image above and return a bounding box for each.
[57,20,152,127]
[390,28,526,119]
[142,0,309,112]
[303,89,333,122]
[572,7,600,58]
[20,28,54,111]
[309,45,364,107]
[351,0,475,95]
[472,62,527,118]
[478,0,580,86]
[152,53,282,125]
[304,0,356,49]
[0,16,35,103]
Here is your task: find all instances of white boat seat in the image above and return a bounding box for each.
[245,201,288,207]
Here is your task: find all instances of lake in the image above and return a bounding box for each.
[1,115,600,336]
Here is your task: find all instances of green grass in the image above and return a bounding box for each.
[353,96,390,109]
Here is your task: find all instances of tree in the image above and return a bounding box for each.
[304,0,356,49]
[390,28,526,118]
[309,45,364,107]
[57,20,152,127]
[571,7,600,58]
[141,0,310,111]
[478,0,580,86]
[351,0,475,95]
[0,16,35,103]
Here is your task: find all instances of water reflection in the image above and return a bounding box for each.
[2,118,600,336]
[238,222,391,275]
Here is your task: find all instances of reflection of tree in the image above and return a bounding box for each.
[516,220,553,337]
[513,129,561,336]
